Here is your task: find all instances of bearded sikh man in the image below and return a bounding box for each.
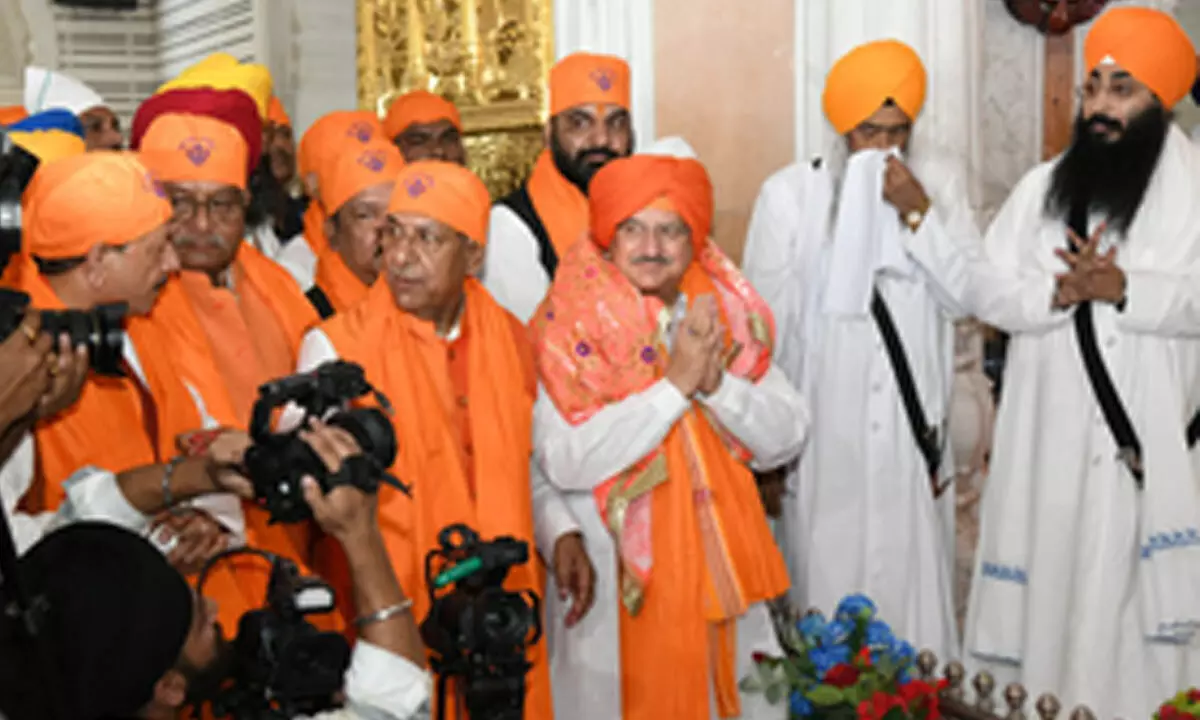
[485,52,633,322]
[958,9,1200,716]
[279,110,386,288]
[305,138,405,318]
[532,153,805,720]
[383,89,466,164]
[249,95,308,258]
[741,39,979,660]
[25,66,122,150]
[295,160,592,719]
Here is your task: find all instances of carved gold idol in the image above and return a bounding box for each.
[357,0,554,198]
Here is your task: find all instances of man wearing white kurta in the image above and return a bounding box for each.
[743,39,978,662]
[485,52,634,322]
[960,8,1200,717]
[532,150,805,720]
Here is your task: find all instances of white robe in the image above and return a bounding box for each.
[533,349,807,720]
[482,205,552,324]
[959,125,1200,719]
[278,232,318,290]
[743,155,981,662]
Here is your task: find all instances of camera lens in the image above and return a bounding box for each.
[39,302,128,377]
[328,408,397,470]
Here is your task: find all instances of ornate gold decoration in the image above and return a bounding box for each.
[357,0,553,198]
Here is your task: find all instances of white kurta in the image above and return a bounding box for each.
[278,232,318,290]
[533,362,808,720]
[295,328,582,568]
[743,156,981,661]
[962,126,1200,719]
[482,205,552,324]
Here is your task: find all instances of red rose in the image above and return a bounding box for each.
[751,652,768,664]
[856,647,873,667]
[1162,707,1186,720]
[871,691,905,719]
[1188,689,1200,703]
[826,663,861,688]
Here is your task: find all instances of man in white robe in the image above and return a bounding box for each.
[743,39,980,661]
[532,147,806,720]
[961,8,1200,717]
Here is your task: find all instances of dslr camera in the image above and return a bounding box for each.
[244,360,408,524]
[0,130,128,377]
[420,524,541,720]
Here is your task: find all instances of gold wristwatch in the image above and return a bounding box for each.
[904,198,932,232]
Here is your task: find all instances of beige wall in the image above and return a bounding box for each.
[654,0,795,264]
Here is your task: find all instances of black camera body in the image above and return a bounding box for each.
[244,360,408,524]
[204,552,350,719]
[420,524,541,720]
[0,288,128,377]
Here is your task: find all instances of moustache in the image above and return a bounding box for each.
[632,256,669,266]
[173,234,227,250]
[575,147,618,166]
[1085,114,1122,133]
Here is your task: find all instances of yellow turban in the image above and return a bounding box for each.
[823,40,927,135]
[157,52,273,119]
[1084,7,1197,109]
[10,130,85,165]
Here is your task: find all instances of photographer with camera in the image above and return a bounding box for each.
[0,420,430,720]
[3,150,243,570]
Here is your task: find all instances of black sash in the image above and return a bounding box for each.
[305,285,335,320]
[496,184,559,278]
[870,289,948,496]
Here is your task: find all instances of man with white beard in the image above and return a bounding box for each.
[962,8,1200,717]
[742,38,981,661]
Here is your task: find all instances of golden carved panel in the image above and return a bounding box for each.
[357,0,553,198]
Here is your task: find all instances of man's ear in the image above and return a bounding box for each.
[323,214,338,248]
[150,668,188,711]
[82,245,108,290]
[465,240,485,277]
[542,119,553,150]
[303,172,319,198]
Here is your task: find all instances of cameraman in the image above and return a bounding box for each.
[0,420,430,720]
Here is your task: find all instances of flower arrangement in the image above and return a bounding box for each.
[1155,689,1200,720]
[741,594,945,720]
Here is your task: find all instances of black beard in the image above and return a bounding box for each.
[549,132,627,195]
[1044,104,1170,236]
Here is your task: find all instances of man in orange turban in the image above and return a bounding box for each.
[277,110,386,289]
[531,152,806,720]
[305,139,404,317]
[383,89,465,165]
[960,9,1200,718]
[485,52,633,323]
[742,37,981,663]
[296,159,593,720]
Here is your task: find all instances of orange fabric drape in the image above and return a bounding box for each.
[312,247,370,314]
[301,202,329,256]
[321,279,551,719]
[525,149,589,260]
[532,238,787,720]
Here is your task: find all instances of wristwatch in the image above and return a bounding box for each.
[904,198,932,232]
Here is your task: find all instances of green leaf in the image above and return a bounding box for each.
[739,675,762,693]
[764,680,787,706]
[807,685,846,707]
[881,707,909,720]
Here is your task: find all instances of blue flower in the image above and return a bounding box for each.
[808,644,851,678]
[898,666,917,686]
[865,620,894,649]
[889,640,916,664]
[790,690,814,717]
[798,611,826,642]
[835,593,877,622]
[819,619,852,647]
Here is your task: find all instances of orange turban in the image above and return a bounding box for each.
[321,140,404,215]
[382,90,461,141]
[139,113,248,190]
[549,53,631,116]
[823,40,927,135]
[388,161,490,245]
[589,155,712,251]
[298,111,384,182]
[267,96,290,127]
[25,151,171,259]
[0,106,28,126]
[1084,7,1197,109]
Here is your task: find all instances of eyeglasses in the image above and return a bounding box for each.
[169,194,245,224]
[381,222,459,257]
[615,218,691,244]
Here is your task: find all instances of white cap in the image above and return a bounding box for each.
[642,136,699,160]
[24,66,106,116]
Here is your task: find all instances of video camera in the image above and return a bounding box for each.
[197,549,350,719]
[245,360,410,524]
[420,524,541,720]
[0,129,129,377]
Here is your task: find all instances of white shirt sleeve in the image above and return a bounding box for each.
[530,458,581,561]
[902,169,982,319]
[301,641,432,720]
[698,364,809,471]
[482,205,551,324]
[278,236,318,291]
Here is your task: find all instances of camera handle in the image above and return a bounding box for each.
[0,489,70,720]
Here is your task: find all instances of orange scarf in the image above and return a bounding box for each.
[531,239,787,720]
[312,246,370,314]
[526,149,589,260]
[302,202,329,256]
[322,279,552,720]
[147,242,324,633]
